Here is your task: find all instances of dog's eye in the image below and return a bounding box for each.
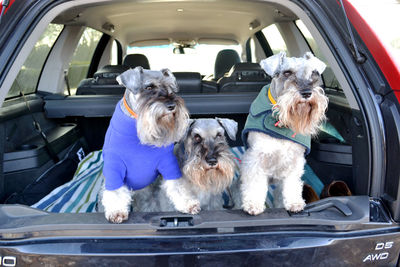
[283,70,293,77]
[194,134,202,143]
[216,133,222,138]
[145,83,155,90]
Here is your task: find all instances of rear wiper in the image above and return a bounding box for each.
[0,0,10,25]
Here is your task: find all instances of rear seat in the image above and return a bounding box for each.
[77,63,269,96]
[76,65,128,95]
[218,63,271,93]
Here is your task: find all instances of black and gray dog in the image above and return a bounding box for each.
[101,67,190,223]
[133,118,238,213]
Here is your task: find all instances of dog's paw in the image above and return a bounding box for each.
[188,201,201,214]
[242,202,265,216]
[105,210,129,224]
[177,200,201,214]
[284,200,306,213]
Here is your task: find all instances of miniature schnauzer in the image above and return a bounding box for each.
[101,67,189,223]
[133,118,238,213]
[240,52,329,215]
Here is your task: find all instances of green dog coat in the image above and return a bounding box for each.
[241,85,311,155]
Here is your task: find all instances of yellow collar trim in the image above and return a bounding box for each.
[268,87,277,105]
[123,94,138,119]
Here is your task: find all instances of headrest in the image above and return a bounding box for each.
[214,49,241,80]
[123,54,150,69]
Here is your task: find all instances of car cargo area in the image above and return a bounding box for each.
[0,0,372,217]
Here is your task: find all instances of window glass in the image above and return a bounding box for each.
[127,44,242,76]
[67,28,102,93]
[296,20,341,90]
[7,24,63,99]
[262,24,289,56]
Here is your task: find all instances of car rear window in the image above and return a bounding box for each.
[127,44,242,76]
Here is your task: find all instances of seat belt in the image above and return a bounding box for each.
[20,90,60,163]
[64,69,71,96]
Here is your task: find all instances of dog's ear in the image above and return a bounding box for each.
[183,119,196,138]
[303,52,326,74]
[116,67,143,94]
[188,119,196,129]
[260,51,286,77]
[161,68,173,77]
[161,68,179,93]
[216,118,238,141]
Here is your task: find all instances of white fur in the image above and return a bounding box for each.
[240,132,306,215]
[101,184,133,223]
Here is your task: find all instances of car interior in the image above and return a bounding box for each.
[0,0,371,224]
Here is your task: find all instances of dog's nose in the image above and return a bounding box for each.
[206,157,218,166]
[166,102,176,111]
[301,89,312,99]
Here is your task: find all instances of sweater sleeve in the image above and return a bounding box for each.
[103,151,127,190]
[157,149,182,180]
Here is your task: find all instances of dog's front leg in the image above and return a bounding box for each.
[240,148,269,215]
[102,185,132,223]
[162,179,201,214]
[281,159,306,213]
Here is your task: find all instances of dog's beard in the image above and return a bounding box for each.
[182,149,235,194]
[274,86,328,136]
[137,97,189,147]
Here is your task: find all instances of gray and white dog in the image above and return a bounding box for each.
[240,52,329,215]
[101,66,190,223]
[133,118,238,213]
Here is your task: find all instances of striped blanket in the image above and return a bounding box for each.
[32,151,104,213]
[32,147,323,213]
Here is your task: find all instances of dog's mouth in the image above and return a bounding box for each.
[205,162,219,170]
[205,165,218,170]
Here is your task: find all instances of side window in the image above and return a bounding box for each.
[7,24,64,99]
[261,24,289,56]
[295,20,341,90]
[248,37,264,63]
[67,27,102,94]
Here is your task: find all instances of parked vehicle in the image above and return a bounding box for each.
[0,0,399,265]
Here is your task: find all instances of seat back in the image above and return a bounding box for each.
[173,72,202,93]
[218,63,271,93]
[214,49,241,81]
[123,54,150,69]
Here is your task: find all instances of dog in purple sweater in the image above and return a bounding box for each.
[100,67,189,223]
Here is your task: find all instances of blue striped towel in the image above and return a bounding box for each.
[32,147,323,212]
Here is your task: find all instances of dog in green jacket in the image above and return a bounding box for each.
[240,52,328,215]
